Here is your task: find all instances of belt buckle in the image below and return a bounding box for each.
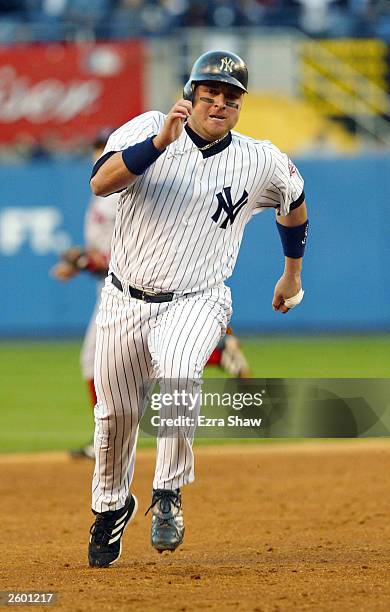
[141,288,157,301]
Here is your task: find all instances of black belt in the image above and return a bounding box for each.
[110,273,174,303]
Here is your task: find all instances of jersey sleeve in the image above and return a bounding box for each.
[102,111,166,154]
[255,142,305,216]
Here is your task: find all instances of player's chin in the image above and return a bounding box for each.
[206,119,228,137]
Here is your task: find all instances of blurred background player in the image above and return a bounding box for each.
[51,128,117,458]
[209,327,250,379]
[51,129,251,459]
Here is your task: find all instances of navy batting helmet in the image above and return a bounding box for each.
[183,50,248,102]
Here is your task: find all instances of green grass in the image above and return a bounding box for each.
[1,335,389,453]
[241,335,390,378]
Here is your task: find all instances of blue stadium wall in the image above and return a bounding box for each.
[1,155,389,336]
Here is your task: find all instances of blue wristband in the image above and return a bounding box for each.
[276,219,309,259]
[122,137,164,175]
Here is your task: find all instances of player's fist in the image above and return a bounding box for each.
[154,99,192,150]
[272,274,303,314]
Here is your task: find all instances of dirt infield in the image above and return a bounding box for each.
[2,441,390,611]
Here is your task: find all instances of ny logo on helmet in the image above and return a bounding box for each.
[220,57,234,73]
[211,187,249,229]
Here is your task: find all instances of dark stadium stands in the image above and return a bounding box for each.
[0,1,389,42]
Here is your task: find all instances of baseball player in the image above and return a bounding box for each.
[87,50,308,568]
[51,129,117,460]
[53,132,250,461]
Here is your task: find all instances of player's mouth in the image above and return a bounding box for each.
[208,114,226,122]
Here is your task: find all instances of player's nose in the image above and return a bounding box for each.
[213,93,227,107]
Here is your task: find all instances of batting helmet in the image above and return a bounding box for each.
[183,50,248,102]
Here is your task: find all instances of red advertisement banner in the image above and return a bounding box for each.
[0,41,145,146]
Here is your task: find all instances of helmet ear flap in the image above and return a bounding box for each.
[183,80,193,102]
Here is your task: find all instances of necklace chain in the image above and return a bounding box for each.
[197,133,228,151]
[167,131,229,159]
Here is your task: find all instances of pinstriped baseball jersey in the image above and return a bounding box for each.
[102,111,304,294]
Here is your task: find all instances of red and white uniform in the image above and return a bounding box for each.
[80,192,117,380]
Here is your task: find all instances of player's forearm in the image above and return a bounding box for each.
[283,256,302,279]
[276,200,308,263]
[90,152,137,197]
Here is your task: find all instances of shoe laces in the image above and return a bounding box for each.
[89,514,117,545]
[144,489,181,517]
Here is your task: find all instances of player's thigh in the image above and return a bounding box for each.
[149,295,230,379]
[94,284,154,414]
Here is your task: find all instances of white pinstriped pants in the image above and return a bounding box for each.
[92,276,232,512]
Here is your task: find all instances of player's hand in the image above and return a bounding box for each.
[272,273,302,314]
[153,99,192,150]
[87,250,109,272]
[51,261,79,281]
[221,335,251,378]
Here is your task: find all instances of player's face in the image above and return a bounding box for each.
[189,82,244,141]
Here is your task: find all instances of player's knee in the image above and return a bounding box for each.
[154,359,202,380]
[94,402,135,432]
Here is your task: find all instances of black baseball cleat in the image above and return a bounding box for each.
[145,489,185,553]
[88,494,138,568]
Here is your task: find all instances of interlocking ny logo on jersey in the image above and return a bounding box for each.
[220,57,234,73]
[212,187,249,229]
